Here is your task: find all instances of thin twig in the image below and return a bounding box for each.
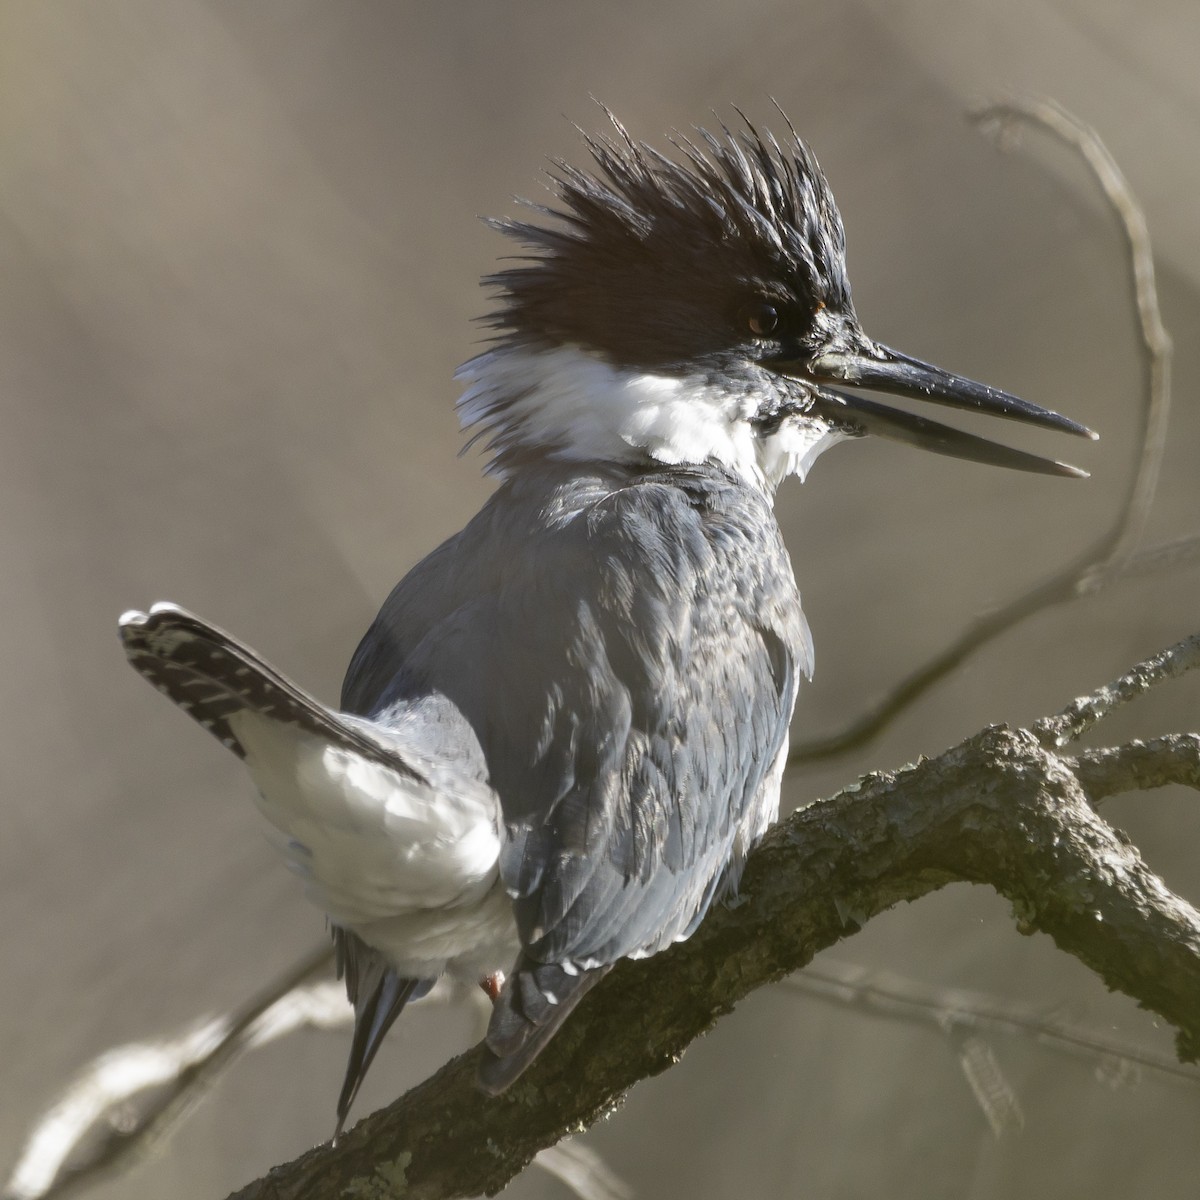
[4,964,619,1200]
[1034,632,1200,747]
[4,945,335,1200]
[790,98,1173,766]
[1067,733,1200,800]
[787,959,1200,1085]
[974,97,1172,574]
[533,1142,633,1200]
[789,560,1109,762]
[1110,532,1200,584]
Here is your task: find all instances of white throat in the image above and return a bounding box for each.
[456,344,844,491]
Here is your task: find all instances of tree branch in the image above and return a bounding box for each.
[2,946,337,1200]
[1036,631,1200,747]
[783,959,1200,1086]
[14,98,1194,1200]
[1067,734,1200,801]
[223,706,1200,1199]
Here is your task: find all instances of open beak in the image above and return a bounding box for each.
[768,336,1097,478]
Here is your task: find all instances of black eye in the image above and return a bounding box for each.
[743,299,779,337]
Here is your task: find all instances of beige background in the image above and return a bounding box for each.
[2,2,1198,1197]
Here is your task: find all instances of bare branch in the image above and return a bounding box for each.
[953,1033,1024,1137]
[1114,532,1200,581]
[532,1142,632,1200]
[973,97,1172,574]
[1067,734,1200,801]
[18,631,1200,1200]
[786,960,1200,1085]
[2,946,335,1200]
[1035,632,1200,747]
[17,99,1191,1200]
[789,561,1107,762]
[791,98,1174,766]
[4,971,623,1200]
[219,718,1200,1200]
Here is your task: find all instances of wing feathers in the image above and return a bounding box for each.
[119,603,425,782]
[477,955,610,1095]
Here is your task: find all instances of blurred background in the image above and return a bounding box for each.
[2,2,1198,1197]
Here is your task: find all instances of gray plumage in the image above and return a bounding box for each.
[119,108,1092,1131]
[344,461,810,1089]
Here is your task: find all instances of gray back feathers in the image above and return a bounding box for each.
[344,459,809,970]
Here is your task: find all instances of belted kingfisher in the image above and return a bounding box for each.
[119,111,1093,1132]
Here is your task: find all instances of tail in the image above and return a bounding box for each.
[122,602,505,1126]
[477,955,610,1094]
[333,928,432,1139]
[118,602,424,781]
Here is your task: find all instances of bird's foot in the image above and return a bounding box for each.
[479,971,505,1003]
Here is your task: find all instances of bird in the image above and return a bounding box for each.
[118,109,1095,1134]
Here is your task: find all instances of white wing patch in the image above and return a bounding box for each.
[228,710,514,978]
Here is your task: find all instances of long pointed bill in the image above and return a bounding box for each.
[770,340,1096,477]
[814,389,1089,477]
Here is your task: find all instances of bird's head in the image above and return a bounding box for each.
[457,110,1095,489]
